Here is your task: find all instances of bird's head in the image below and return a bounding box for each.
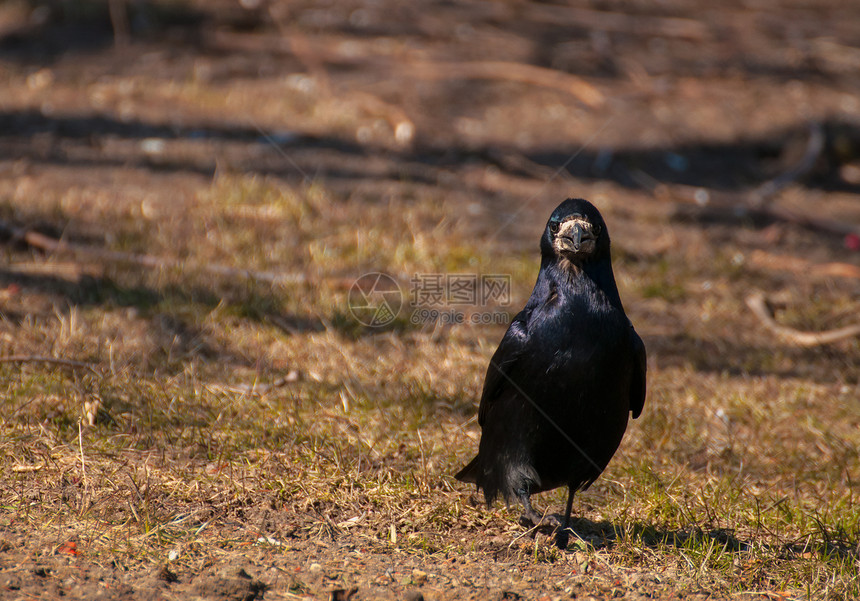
[540,198,609,266]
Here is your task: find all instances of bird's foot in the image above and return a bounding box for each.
[518,511,561,533]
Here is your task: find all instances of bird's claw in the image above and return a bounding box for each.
[518,512,561,532]
[519,512,572,548]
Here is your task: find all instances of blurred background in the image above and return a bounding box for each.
[2,0,859,372]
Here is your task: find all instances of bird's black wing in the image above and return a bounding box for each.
[629,326,647,419]
[477,309,532,426]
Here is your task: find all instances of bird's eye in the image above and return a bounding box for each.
[549,221,560,234]
[593,224,602,236]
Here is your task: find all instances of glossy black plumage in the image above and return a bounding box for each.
[455,198,646,548]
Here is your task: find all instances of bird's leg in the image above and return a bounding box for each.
[517,489,561,529]
[517,489,542,526]
[555,487,576,549]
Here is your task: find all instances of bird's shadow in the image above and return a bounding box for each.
[527,514,856,561]
[558,515,745,552]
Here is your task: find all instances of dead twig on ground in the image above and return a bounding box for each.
[0,355,100,373]
[212,370,301,395]
[644,123,854,239]
[214,27,603,118]
[748,122,825,208]
[263,12,416,144]
[213,31,603,108]
[78,419,89,498]
[745,292,860,347]
[409,60,604,108]
[527,4,710,40]
[0,220,307,285]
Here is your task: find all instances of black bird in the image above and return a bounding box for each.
[455,198,646,548]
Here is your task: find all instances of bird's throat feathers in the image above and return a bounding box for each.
[544,253,593,285]
[555,255,583,280]
[542,255,623,310]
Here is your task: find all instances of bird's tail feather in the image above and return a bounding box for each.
[455,455,506,506]
[454,456,480,483]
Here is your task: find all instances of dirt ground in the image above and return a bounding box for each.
[2,0,860,599]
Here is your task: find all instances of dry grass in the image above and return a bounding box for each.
[2,172,860,599]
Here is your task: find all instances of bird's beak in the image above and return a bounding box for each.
[556,219,597,255]
[570,222,584,252]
